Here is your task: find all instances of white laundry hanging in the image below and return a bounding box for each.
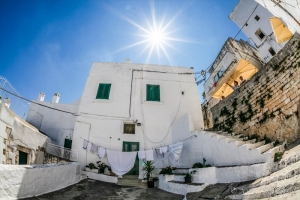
[169,142,183,162]
[87,142,92,152]
[106,150,137,176]
[155,149,164,158]
[98,147,106,158]
[83,139,88,149]
[145,149,154,161]
[161,146,168,153]
[90,144,98,154]
[138,150,146,159]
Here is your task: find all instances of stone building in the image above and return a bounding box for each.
[203,38,263,128]
[229,0,288,62]
[206,33,300,143]
[0,98,50,165]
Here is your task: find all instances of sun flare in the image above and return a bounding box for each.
[149,30,165,45]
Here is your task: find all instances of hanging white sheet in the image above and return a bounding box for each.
[169,142,183,162]
[106,150,137,176]
[138,150,146,159]
[90,144,98,154]
[98,147,106,158]
[145,149,154,161]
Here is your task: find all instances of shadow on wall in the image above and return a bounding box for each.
[0,162,81,199]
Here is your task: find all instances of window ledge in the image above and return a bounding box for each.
[143,101,165,105]
[93,99,112,103]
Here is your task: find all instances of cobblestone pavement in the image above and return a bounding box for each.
[23,179,184,200]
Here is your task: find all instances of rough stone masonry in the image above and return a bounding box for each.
[208,33,300,143]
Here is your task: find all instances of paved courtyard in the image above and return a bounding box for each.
[24,179,184,200]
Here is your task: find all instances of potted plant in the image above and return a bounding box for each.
[85,163,98,173]
[142,161,155,188]
[158,166,177,175]
[96,161,107,174]
[184,170,196,183]
[192,158,212,169]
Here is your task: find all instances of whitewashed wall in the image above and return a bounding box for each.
[26,101,79,146]
[0,163,81,199]
[255,0,300,34]
[229,0,286,61]
[72,62,204,178]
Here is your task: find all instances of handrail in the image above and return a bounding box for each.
[45,142,78,161]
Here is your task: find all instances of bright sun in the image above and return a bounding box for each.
[149,30,164,45]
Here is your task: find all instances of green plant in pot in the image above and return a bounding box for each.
[96,161,107,174]
[87,163,98,170]
[142,161,155,188]
[185,170,196,183]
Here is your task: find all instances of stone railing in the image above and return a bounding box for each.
[210,33,300,143]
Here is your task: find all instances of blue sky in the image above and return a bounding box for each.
[0,0,247,107]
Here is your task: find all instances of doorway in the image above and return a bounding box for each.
[19,151,28,165]
[122,142,139,175]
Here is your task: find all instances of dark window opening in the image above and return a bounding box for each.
[255,15,260,21]
[123,124,135,134]
[255,29,266,40]
[268,47,276,56]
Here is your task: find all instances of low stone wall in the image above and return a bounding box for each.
[211,33,300,143]
[0,162,81,199]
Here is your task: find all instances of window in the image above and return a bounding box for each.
[255,29,265,40]
[268,47,276,56]
[255,15,260,21]
[146,84,160,101]
[96,83,111,99]
[214,75,219,83]
[123,124,135,134]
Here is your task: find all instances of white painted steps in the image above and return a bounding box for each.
[117,175,146,188]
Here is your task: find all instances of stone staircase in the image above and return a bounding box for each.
[224,143,300,199]
[117,175,147,188]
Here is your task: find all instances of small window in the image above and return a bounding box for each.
[255,15,260,21]
[123,124,135,134]
[268,47,276,56]
[146,84,160,101]
[255,29,265,40]
[96,83,111,99]
[214,75,219,83]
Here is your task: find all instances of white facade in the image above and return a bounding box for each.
[203,38,263,103]
[255,0,300,34]
[0,100,50,165]
[229,0,286,62]
[26,96,79,147]
[72,62,204,177]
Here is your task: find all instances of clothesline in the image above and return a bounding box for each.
[79,134,197,152]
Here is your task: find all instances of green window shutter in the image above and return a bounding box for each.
[96,83,111,99]
[146,84,160,101]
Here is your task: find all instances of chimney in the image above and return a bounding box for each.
[125,58,131,63]
[4,98,10,108]
[52,93,60,103]
[37,92,45,101]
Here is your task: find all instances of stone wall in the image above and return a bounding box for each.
[210,33,300,143]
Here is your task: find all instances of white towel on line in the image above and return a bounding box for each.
[145,149,154,161]
[98,147,106,158]
[155,149,164,158]
[169,142,183,162]
[83,139,88,149]
[106,150,137,176]
[90,144,98,153]
[161,146,168,153]
[138,150,146,159]
[87,142,92,152]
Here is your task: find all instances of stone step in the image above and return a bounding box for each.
[118,179,141,184]
[227,174,300,199]
[122,175,139,179]
[245,161,300,189]
[259,190,300,200]
[257,143,274,154]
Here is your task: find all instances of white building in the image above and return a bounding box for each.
[229,0,287,62]
[26,60,204,177]
[202,38,263,129]
[255,0,300,34]
[27,93,79,147]
[0,98,50,165]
